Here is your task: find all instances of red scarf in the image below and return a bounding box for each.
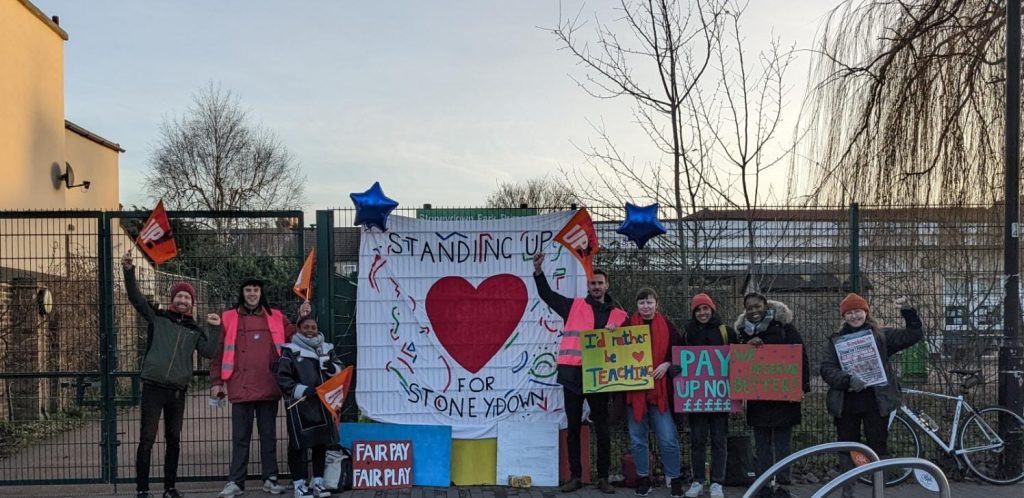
[626,312,670,422]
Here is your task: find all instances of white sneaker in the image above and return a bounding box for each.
[218,482,243,497]
[292,483,314,498]
[709,483,724,498]
[263,478,285,495]
[684,482,703,498]
[311,478,330,497]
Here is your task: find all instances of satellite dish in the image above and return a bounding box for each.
[61,162,75,188]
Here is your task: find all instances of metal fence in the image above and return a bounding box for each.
[0,204,1017,484]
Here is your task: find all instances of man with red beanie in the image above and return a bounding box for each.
[122,253,221,498]
[212,278,310,498]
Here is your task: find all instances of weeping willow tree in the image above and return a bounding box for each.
[796,0,1008,205]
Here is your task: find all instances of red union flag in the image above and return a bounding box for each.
[316,365,353,423]
[293,248,316,300]
[136,200,178,264]
[554,208,599,280]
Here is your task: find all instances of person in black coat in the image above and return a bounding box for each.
[821,293,922,498]
[734,292,810,492]
[277,316,344,498]
[682,293,739,498]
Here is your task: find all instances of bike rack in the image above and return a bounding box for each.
[742,442,884,498]
[811,458,951,498]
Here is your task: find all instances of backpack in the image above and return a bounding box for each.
[724,434,756,486]
[620,451,653,487]
[324,446,353,491]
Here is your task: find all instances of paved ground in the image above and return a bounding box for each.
[0,480,1020,498]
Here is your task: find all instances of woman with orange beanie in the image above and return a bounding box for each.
[820,293,922,498]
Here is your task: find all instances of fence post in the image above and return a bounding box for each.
[849,202,860,293]
[315,210,336,342]
[97,213,118,482]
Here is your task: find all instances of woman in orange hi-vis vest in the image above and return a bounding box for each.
[211,277,310,498]
[532,253,627,494]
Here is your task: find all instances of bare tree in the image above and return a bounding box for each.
[485,176,580,209]
[145,84,306,216]
[795,0,1004,205]
[550,0,797,290]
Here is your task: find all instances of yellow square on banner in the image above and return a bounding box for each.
[580,325,654,393]
[451,438,497,485]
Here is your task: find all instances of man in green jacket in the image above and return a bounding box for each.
[123,253,221,498]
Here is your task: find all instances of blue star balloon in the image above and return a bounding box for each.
[350,182,399,231]
[616,202,666,249]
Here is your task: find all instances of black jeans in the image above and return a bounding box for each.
[689,412,728,484]
[288,445,328,482]
[136,383,186,492]
[836,391,889,476]
[753,426,793,484]
[563,388,611,479]
[228,400,280,485]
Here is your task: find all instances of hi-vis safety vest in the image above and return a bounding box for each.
[557,299,628,366]
[220,308,287,380]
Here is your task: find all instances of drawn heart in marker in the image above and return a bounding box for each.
[426,274,527,374]
[632,351,645,363]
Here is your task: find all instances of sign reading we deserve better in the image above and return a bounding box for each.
[581,325,654,393]
[729,345,803,401]
[352,440,413,490]
[672,346,734,412]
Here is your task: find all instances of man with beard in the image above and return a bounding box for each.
[533,253,627,494]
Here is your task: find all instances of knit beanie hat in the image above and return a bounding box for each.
[690,293,716,313]
[840,293,869,315]
[169,282,196,304]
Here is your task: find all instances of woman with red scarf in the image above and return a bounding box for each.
[625,288,685,497]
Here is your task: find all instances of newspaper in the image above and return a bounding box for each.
[833,329,888,387]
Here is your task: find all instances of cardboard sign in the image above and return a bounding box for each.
[340,423,451,487]
[496,421,559,486]
[729,345,803,401]
[672,346,734,412]
[581,325,654,393]
[352,440,413,489]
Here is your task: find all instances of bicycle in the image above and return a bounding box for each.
[861,369,1024,486]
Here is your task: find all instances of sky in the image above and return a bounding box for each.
[34,0,843,216]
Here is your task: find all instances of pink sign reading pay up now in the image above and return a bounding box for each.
[672,346,737,413]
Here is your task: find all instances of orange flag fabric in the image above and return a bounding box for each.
[316,365,353,423]
[136,200,178,265]
[554,208,599,280]
[293,248,316,300]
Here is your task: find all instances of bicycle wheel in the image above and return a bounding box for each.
[857,412,920,486]
[959,406,1024,484]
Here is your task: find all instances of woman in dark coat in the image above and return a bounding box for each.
[734,292,810,494]
[821,293,922,498]
[683,293,739,498]
[277,316,344,498]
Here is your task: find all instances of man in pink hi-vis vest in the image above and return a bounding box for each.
[211,277,310,498]
[533,253,627,494]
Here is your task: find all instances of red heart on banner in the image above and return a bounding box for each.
[632,351,645,363]
[425,274,528,374]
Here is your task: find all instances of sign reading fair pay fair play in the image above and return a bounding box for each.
[352,440,413,490]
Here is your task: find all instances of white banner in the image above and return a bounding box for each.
[834,329,888,387]
[356,212,589,439]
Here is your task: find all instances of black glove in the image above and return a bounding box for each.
[667,365,682,378]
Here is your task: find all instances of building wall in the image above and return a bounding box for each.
[0,0,68,210]
[64,129,120,211]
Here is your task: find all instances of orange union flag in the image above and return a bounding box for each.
[293,249,316,300]
[136,200,178,265]
[554,208,599,280]
[316,365,354,423]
